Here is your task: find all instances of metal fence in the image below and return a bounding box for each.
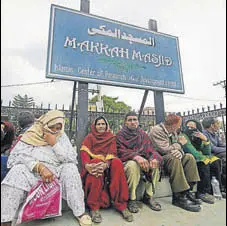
[180,103,226,141]
[1,104,155,138]
[1,102,225,141]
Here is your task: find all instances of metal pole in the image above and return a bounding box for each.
[138,90,148,120]
[138,19,159,121]
[80,0,90,13]
[213,80,226,98]
[69,81,77,139]
[221,113,226,141]
[76,0,90,160]
[148,19,165,124]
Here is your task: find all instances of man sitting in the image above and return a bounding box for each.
[116,112,162,213]
[149,114,201,212]
[202,117,226,194]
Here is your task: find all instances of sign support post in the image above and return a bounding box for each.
[69,81,77,139]
[138,19,165,124]
[76,0,90,151]
[149,19,165,124]
[154,91,165,124]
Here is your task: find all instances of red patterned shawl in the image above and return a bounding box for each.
[80,121,116,161]
[116,126,162,163]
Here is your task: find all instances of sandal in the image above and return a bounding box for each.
[128,200,139,213]
[136,201,143,209]
[143,196,162,211]
[76,213,92,226]
[91,210,102,223]
[120,208,134,222]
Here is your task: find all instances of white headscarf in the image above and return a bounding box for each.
[20,110,65,146]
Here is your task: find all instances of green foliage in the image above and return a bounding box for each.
[89,95,131,113]
[12,94,35,108]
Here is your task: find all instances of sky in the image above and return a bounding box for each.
[1,0,226,113]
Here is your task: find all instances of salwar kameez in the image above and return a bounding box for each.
[1,133,85,223]
[80,117,129,213]
[82,157,128,211]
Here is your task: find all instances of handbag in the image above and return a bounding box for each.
[16,177,62,225]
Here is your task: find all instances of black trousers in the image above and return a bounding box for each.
[197,159,222,194]
[215,152,226,191]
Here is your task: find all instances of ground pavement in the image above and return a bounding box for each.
[10,178,226,226]
[14,196,226,226]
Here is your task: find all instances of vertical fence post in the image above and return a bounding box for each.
[219,103,226,141]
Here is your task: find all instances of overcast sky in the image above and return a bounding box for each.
[1,0,226,113]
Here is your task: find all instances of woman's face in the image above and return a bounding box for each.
[186,121,197,129]
[95,119,107,133]
[48,123,62,134]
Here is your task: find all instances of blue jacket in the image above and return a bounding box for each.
[203,129,226,155]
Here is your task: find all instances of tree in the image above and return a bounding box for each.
[12,94,35,108]
[89,95,131,113]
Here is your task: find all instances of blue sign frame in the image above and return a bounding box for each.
[46,4,184,93]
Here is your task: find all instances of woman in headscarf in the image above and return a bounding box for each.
[179,119,223,204]
[1,110,92,226]
[80,116,133,224]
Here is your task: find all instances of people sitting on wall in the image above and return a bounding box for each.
[116,112,162,214]
[80,116,133,224]
[202,117,226,194]
[149,114,201,212]
[1,110,92,226]
[179,119,223,203]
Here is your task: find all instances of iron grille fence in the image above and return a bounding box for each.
[1,102,225,141]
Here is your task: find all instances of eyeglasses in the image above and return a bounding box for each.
[127,118,138,122]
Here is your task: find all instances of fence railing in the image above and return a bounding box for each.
[1,105,155,137]
[1,102,226,141]
[179,103,226,140]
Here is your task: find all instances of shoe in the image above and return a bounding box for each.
[91,210,102,223]
[120,208,134,222]
[187,192,202,205]
[143,195,162,211]
[172,194,201,212]
[128,200,139,213]
[197,193,215,204]
[222,192,226,199]
[76,214,92,226]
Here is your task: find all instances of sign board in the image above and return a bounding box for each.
[46,4,184,93]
